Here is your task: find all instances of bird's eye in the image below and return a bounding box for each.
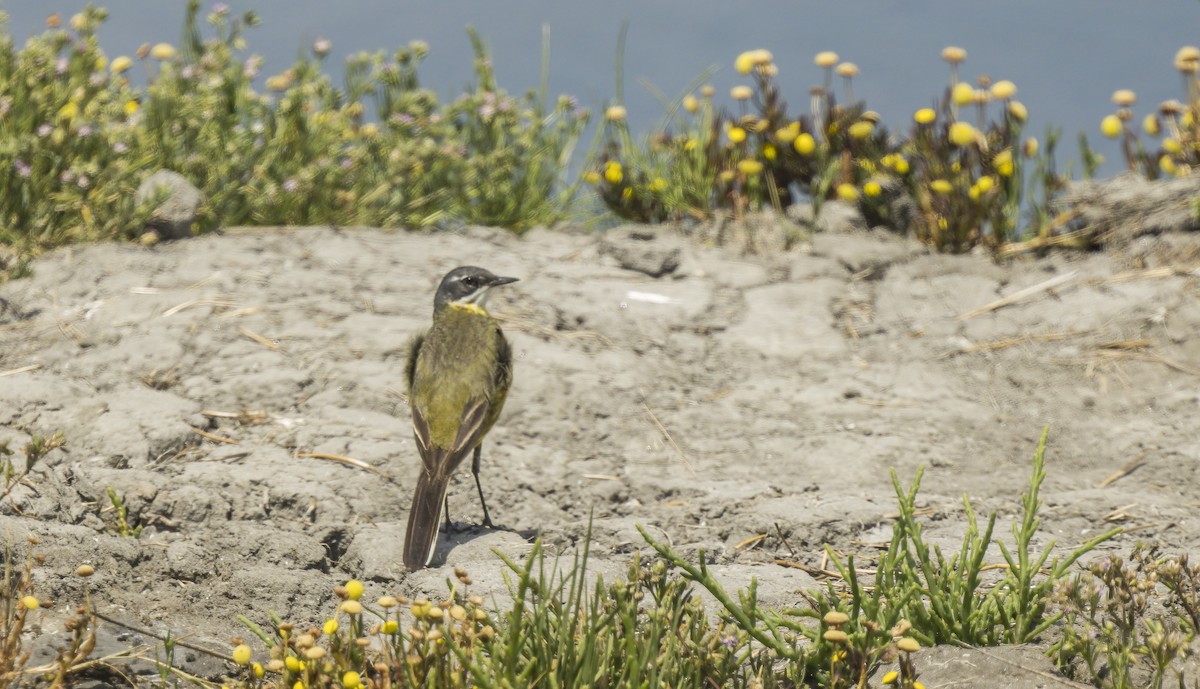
[462,276,477,288]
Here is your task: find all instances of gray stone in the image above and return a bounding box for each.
[787,199,868,234]
[135,170,203,240]
[598,225,683,277]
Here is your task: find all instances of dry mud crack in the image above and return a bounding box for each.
[1,224,1198,685]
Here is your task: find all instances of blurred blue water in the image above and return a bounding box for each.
[4,1,1198,182]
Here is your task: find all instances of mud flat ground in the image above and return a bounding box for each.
[1,222,1198,686]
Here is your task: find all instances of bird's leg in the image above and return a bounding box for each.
[442,495,452,531]
[472,445,494,527]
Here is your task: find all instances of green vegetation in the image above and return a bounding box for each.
[5,431,1199,687]
[1,3,1197,272]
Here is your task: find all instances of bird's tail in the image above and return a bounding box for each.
[403,472,451,570]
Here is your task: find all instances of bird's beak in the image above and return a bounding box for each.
[488,275,519,287]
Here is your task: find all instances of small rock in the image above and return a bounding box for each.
[135,170,202,241]
[598,225,682,277]
[787,200,868,234]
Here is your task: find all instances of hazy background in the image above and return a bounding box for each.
[3,1,1199,180]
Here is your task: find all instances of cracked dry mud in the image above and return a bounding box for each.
[1,224,1198,686]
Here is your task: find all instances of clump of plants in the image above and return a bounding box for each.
[586,44,1061,253]
[0,1,588,270]
[1099,45,1200,179]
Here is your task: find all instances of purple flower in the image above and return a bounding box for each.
[13,160,31,177]
[61,169,75,183]
[36,123,53,137]
[212,2,229,14]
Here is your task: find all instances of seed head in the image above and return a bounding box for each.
[76,565,95,577]
[823,629,849,643]
[814,51,839,68]
[836,62,859,78]
[730,85,753,101]
[1112,89,1136,107]
[897,637,921,653]
[941,46,967,64]
[232,644,252,665]
[990,80,1017,99]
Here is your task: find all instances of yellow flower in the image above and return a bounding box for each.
[57,102,79,121]
[848,121,874,139]
[941,46,967,64]
[794,132,816,155]
[252,663,264,678]
[951,82,975,106]
[835,183,859,201]
[683,138,698,151]
[975,176,994,193]
[360,123,378,138]
[649,177,668,192]
[990,80,1017,99]
[762,143,777,160]
[341,600,363,615]
[582,171,601,185]
[914,108,936,125]
[123,99,139,116]
[993,149,1014,176]
[730,85,753,101]
[382,620,399,634]
[836,62,859,78]
[774,124,798,144]
[1143,114,1161,137]
[285,656,303,672]
[948,121,978,147]
[150,43,176,60]
[930,179,954,194]
[737,159,764,176]
[893,157,910,174]
[1007,101,1028,122]
[1112,89,1136,107]
[94,55,107,71]
[1023,137,1038,158]
[342,671,362,689]
[1100,114,1123,138]
[881,670,899,685]
[110,55,133,74]
[814,51,839,68]
[605,104,627,121]
[344,580,364,600]
[232,644,252,665]
[1164,137,1182,154]
[604,161,623,184]
[863,180,882,197]
[622,187,633,200]
[735,52,756,75]
[1161,154,1179,176]
[728,126,747,143]
[682,95,699,113]
[913,683,926,689]
[323,619,338,635]
[21,596,38,610]
[1184,111,1196,129]
[265,73,294,91]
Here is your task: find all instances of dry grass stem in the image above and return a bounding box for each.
[161,297,237,317]
[1098,456,1147,488]
[238,327,282,351]
[0,364,41,378]
[955,270,1078,320]
[190,427,239,445]
[293,451,383,475]
[641,402,696,476]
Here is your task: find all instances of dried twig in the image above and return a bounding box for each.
[191,427,239,445]
[955,270,1078,321]
[1099,456,1147,488]
[0,364,41,377]
[641,402,696,476]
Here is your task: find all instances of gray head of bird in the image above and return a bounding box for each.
[433,266,518,311]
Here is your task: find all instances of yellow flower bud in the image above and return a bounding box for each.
[882,670,899,685]
[232,644,252,665]
[111,56,133,74]
[603,161,623,184]
[814,51,839,68]
[930,179,954,194]
[1023,137,1038,158]
[682,95,699,113]
[285,656,303,672]
[896,637,921,653]
[341,600,363,615]
[1161,154,1179,176]
[863,180,882,197]
[762,143,777,160]
[735,51,756,75]
[605,105,627,121]
[836,62,859,78]
[774,126,797,144]
[893,157,910,174]
[990,80,1017,99]
[835,184,859,202]
[951,82,975,106]
[382,620,399,634]
[344,580,364,600]
[941,46,967,64]
[1143,114,1160,137]
[1100,114,1123,138]
[150,43,176,60]
[21,596,39,610]
[582,171,601,185]
[1112,89,1136,107]
[342,671,362,689]
[1007,101,1028,122]
[737,159,764,176]
[727,126,747,143]
[848,121,874,139]
[1164,137,1182,154]
[993,148,1014,176]
[58,102,79,121]
[323,619,338,635]
[948,121,978,147]
[730,85,753,101]
[914,108,936,125]
[794,132,816,155]
[1176,46,1200,72]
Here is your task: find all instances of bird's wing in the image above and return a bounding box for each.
[412,396,489,479]
[404,333,425,395]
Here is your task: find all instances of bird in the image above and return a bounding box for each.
[402,265,517,570]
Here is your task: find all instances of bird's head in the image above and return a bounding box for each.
[433,266,518,312]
